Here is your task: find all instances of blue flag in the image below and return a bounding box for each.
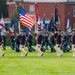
[43,15,46,30]
[48,15,55,32]
[50,15,55,32]
[10,16,14,27]
[26,27,29,35]
[51,15,55,28]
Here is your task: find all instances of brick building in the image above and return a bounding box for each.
[7,0,75,30]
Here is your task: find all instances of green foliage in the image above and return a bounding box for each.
[14,3,26,33]
[5,31,36,46]
[0,0,8,18]
[6,32,11,46]
[0,47,75,75]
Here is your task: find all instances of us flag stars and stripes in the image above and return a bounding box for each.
[20,6,35,29]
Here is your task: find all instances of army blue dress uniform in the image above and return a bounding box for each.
[15,33,20,52]
[19,31,28,56]
[55,30,63,57]
[11,33,15,50]
[42,33,49,51]
[36,30,44,56]
[27,31,35,52]
[62,34,69,52]
[49,32,56,52]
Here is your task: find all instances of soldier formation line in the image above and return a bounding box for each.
[0,29,75,57]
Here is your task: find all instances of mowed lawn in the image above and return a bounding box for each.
[0,46,75,75]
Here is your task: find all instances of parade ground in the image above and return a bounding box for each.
[0,46,75,75]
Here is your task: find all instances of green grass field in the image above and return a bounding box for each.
[0,46,75,75]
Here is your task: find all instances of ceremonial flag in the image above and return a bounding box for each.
[48,15,55,32]
[48,4,61,32]
[54,3,59,31]
[9,16,14,36]
[0,16,6,34]
[37,16,41,30]
[0,17,5,30]
[43,14,46,30]
[66,16,71,33]
[26,27,29,35]
[34,2,39,20]
[34,2,39,32]
[50,15,55,32]
[55,4,58,24]
[20,6,35,29]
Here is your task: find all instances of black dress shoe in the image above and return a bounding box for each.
[41,53,44,57]
[2,53,5,56]
[25,53,28,56]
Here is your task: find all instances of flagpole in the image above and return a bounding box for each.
[34,2,37,33]
[34,0,38,33]
[34,2,38,33]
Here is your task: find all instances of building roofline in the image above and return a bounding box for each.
[7,0,75,5]
[23,0,67,2]
[65,2,75,4]
[7,2,65,5]
[7,2,16,5]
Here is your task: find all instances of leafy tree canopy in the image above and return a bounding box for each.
[0,0,8,18]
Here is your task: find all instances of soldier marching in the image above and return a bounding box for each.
[1,29,75,57]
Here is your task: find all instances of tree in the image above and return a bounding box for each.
[0,0,8,18]
[14,3,26,33]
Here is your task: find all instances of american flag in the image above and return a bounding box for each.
[20,6,35,29]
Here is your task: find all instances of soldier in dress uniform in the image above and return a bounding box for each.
[67,32,72,51]
[15,33,20,52]
[0,31,5,56]
[19,31,28,56]
[62,32,68,52]
[27,31,35,52]
[49,32,56,52]
[55,30,63,57]
[72,29,75,56]
[10,33,15,50]
[36,30,44,56]
[44,33,49,50]
[41,32,46,52]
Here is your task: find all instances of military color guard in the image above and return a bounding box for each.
[1,29,75,57]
